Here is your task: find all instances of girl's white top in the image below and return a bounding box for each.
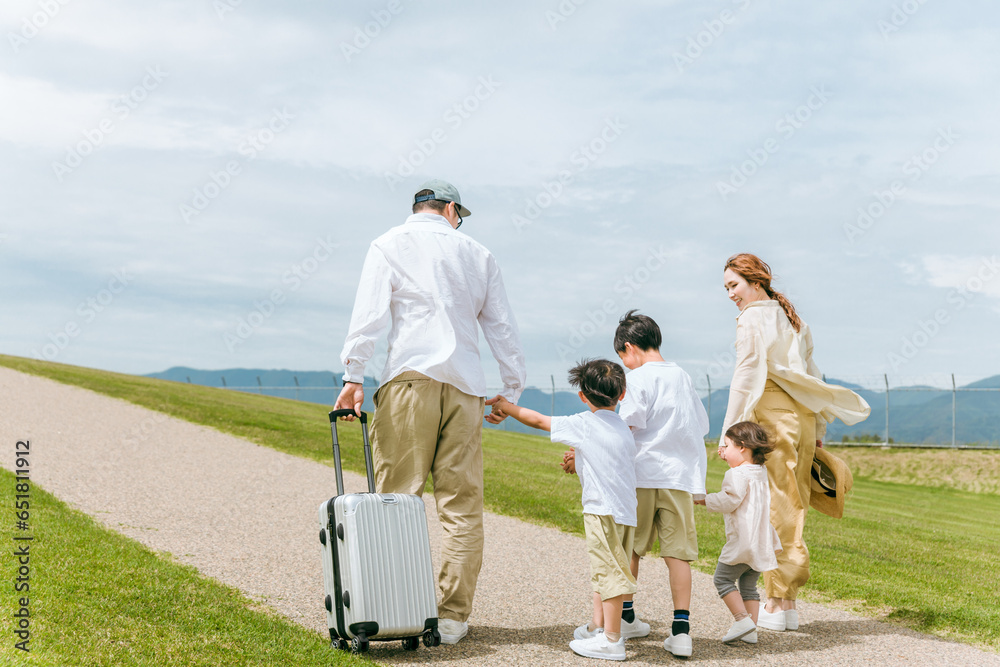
[704,463,781,572]
[551,410,638,527]
[722,300,870,441]
[619,362,709,493]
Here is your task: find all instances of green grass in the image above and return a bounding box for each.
[2,354,999,652]
[0,467,374,667]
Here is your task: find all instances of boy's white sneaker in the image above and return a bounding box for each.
[722,617,757,643]
[741,631,758,644]
[756,606,786,631]
[570,633,626,661]
[620,617,650,638]
[663,632,693,657]
[784,609,799,630]
[437,618,468,644]
[574,623,601,640]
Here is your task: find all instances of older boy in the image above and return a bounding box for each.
[489,359,637,662]
[614,310,709,658]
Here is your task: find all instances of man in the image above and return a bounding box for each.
[334,179,526,645]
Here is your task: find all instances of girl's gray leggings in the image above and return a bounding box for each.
[713,561,761,600]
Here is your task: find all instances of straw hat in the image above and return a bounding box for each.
[809,447,853,519]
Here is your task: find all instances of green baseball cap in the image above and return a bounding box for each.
[414,179,471,217]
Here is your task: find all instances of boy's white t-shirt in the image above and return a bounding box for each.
[619,361,709,494]
[551,410,637,527]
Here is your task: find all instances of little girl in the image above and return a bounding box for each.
[695,421,781,644]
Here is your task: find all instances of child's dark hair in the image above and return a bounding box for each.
[568,359,626,409]
[613,309,662,353]
[724,422,774,465]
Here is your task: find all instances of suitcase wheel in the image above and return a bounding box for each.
[350,635,369,654]
[333,638,348,651]
[402,636,419,651]
[423,628,441,647]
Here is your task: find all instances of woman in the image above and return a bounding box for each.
[720,253,869,632]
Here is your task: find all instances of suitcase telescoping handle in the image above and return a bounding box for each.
[328,409,377,496]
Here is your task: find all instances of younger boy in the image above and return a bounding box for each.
[613,310,709,658]
[489,359,637,662]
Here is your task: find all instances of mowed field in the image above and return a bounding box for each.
[1,354,998,658]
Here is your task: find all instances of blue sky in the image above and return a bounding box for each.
[2,0,998,394]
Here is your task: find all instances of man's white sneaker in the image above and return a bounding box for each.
[741,631,758,644]
[620,617,651,639]
[574,623,601,640]
[722,617,757,643]
[570,633,626,661]
[438,618,468,645]
[784,609,799,630]
[756,606,786,631]
[663,632,693,657]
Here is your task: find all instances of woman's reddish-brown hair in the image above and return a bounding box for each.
[724,253,803,332]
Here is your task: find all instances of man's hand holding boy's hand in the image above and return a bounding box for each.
[484,395,508,424]
[560,448,577,474]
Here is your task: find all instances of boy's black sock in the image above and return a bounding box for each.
[672,609,690,636]
[621,601,635,623]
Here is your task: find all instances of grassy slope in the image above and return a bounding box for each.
[2,355,998,651]
[0,467,374,667]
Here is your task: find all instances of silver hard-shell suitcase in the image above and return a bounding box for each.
[318,409,440,654]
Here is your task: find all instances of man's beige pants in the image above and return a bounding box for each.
[370,371,486,623]
[753,380,817,600]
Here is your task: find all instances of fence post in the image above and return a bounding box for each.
[884,374,890,445]
[221,376,227,388]
[952,373,957,448]
[294,376,300,402]
[256,376,263,394]
[706,374,712,426]
[551,374,555,418]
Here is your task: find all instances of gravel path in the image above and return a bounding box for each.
[1,366,997,666]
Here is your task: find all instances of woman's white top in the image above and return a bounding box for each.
[721,300,870,441]
[704,463,780,572]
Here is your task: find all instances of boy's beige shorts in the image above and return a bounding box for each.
[633,488,698,561]
[584,513,638,600]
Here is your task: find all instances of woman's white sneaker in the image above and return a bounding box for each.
[756,606,786,631]
[784,609,799,630]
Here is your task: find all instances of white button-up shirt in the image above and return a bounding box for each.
[340,213,526,402]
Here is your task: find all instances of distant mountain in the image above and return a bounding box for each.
[145,368,1000,445]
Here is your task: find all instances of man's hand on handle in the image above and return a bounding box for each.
[334,382,365,421]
